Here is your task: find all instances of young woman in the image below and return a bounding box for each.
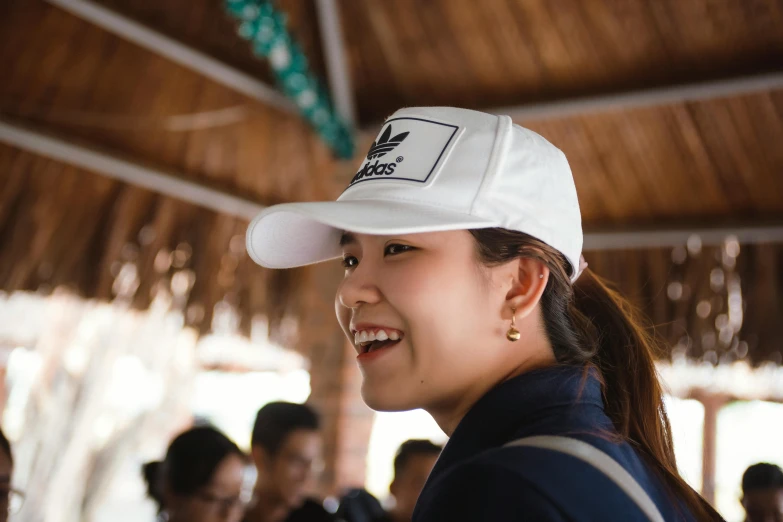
[246,107,724,521]
[143,426,255,522]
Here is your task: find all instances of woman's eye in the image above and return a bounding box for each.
[385,244,414,256]
[342,255,358,268]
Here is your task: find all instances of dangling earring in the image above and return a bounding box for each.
[506,308,521,342]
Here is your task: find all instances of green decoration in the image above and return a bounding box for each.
[225,0,355,159]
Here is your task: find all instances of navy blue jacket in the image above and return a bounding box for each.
[412,366,699,521]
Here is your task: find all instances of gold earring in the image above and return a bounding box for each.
[506,308,521,342]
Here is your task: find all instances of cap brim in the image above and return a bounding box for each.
[246,199,498,268]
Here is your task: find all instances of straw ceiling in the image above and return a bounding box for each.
[1,0,782,362]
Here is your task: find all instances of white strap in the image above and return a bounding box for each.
[505,435,666,522]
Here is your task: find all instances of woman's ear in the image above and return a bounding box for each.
[505,258,549,320]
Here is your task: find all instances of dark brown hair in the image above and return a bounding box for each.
[470,228,722,521]
[393,439,443,478]
[142,426,244,513]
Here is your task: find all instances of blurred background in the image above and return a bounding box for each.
[1,0,782,521]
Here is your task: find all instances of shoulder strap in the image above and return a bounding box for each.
[504,435,665,522]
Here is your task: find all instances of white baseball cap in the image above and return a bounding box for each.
[246,106,583,280]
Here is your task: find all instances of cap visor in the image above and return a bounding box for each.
[246,199,497,268]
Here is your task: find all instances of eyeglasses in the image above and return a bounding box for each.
[195,491,256,514]
[0,488,25,514]
[281,453,325,474]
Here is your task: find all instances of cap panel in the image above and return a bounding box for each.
[339,107,501,214]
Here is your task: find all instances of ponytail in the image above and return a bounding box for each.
[470,228,723,521]
[571,269,674,465]
[571,270,722,520]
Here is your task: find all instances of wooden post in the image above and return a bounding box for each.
[696,393,729,505]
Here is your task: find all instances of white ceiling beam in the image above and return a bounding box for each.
[0,119,264,220]
[361,72,783,133]
[45,0,297,114]
[314,0,357,127]
[583,223,783,250]
[491,72,783,122]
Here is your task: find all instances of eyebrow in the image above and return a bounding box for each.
[339,232,357,247]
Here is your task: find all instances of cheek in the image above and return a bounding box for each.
[385,260,496,370]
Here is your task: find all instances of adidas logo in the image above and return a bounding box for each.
[349,124,410,185]
[366,124,409,160]
[344,116,459,190]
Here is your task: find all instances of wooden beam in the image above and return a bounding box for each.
[45,0,297,114]
[314,0,357,128]
[0,119,264,220]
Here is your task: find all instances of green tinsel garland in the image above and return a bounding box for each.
[225,0,354,159]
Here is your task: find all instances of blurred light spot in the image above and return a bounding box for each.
[667,282,683,301]
[154,249,172,273]
[710,268,725,291]
[687,235,702,256]
[714,314,729,330]
[724,235,740,258]
[671,246,687,264]
[138,225,157,246]
[187,303,205,324]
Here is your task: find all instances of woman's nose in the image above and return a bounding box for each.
[337,261,382,309]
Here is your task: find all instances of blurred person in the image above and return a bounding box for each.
[387,440,441,522]
[335,488,386,522]
[0,427,23,521]
[334,440,440,522]
[245,402,334,522]
[741,463,783,522]
[143,426,254,522]
[247,107,725,520]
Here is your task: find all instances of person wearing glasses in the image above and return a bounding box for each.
[143,426,255,522]
[244,402,334,522]
[0,427,23,521]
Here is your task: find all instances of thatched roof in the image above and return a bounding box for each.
[2,0,783,363]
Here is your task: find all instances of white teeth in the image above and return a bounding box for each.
[354,329,402,346]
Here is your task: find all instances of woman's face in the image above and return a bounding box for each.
[169,454,251,522]
[336,230,525,415]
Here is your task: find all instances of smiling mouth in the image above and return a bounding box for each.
[353,329,404,355]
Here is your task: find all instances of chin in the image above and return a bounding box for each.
[360,381,420,412]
